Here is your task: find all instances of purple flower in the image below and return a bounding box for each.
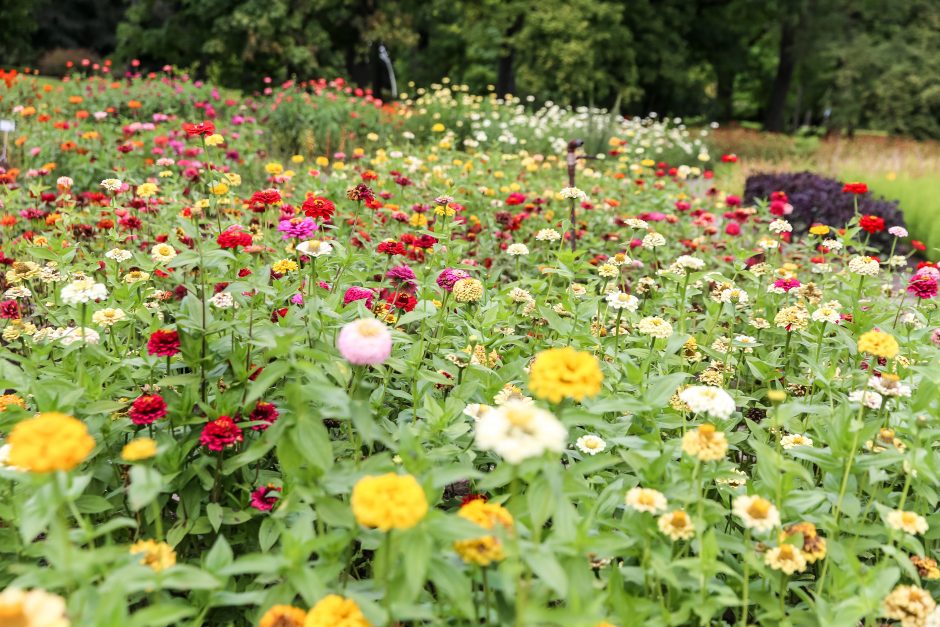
[437,268,471,292]
[277,217,318,240]
[387,265,416,285]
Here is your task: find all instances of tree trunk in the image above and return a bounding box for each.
[496,15,523,97]
[764,19,798,133]
[715,66,735,121]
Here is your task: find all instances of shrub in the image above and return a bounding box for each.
[744,171,908,256]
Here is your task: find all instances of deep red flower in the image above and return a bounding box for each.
[246,401,279,431]
[859,215,885,233]
[182,121,216,137]
[200,416,243,452]
[842,182,868,194]
[505,192,526,206]
[912,240,926,252]
[250,484,282,512]
[147,329,181,356]
[721,153,738,163]
[0,299,20,319]
[129,394,167,425]
[302,196,335,221]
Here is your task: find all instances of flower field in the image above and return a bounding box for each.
[0,69,939,627]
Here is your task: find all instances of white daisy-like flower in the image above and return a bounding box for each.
[642,232,666,248]
[474,401,566,464]
[625,487,667,514]
[506,243,529,256]
[296,239,333,257]
[105,248,133,262]
[675,255,704,271]
[59,327,101,346]
[848,389,883,409]
[463,403,495,421]
[209,292,235,309]
[847,255,880,276]
[100,178,122,192]
[575,434,606,455]
[733,495,780,532]
[678,385,736,420]
[637,316,673,339]
[60,278,108,305]
[535,228,560,242]
[768,219,793,234]
[886,510,928,535]
[605,291,639,311]
[781,433,813,449]
[558,187,587,201]
[812,307,841,323]
[150,243,177,263]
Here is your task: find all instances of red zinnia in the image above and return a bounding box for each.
[376,240,406,256]
[302,196,335,221]
[0,299,20,319]
[842,182,868,194]
[246,401,279,431]
[859,215,885,233]
[912,240,926,252]
[129,394,168,425]
[147,329,181,356]
[248,188,281,211]
[217,227,254,249]
[199,416,244,452]
[907,275,939,300]
[182,121,216,137]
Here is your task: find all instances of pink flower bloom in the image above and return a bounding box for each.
[436,268,470,292]
[277,217,317,240]
[907,275,938,300]
[336,318,392,366]
[250,484,282,512]
[343,286,375,308]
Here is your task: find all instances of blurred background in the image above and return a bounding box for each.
[3,0,939,246]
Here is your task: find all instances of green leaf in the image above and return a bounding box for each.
[128,466,163,512]
[207,503,223,532]
[523,547,568,596]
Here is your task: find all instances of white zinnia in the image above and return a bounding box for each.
[506,243,529,256]
[105,248,132,262]
[60,278,107,305]
[576,434,606,455]
[606,291,639,311]
[474,400,566,464]
[150,243,177,263]
[678,385,736,420]
[296,239,333,257]
[733,495,780,532]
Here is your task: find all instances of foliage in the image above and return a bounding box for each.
[743,171,909,256]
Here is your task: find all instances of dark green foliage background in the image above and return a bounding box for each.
[3,0,940,138]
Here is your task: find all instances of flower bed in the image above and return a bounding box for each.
[0,70,938,627]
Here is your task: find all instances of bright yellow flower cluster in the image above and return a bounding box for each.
[453,499,514,565]
[351,473,428,531]
[272,259,299,274]
[259,604,307,627]
[121,437,157,462]
[136,182,159,197]
[528,347,603,403]
[130,539,176,571]
[857,329,899,359]
[305,594,370,627]
[7,412,95,473]
[0,394,26,413]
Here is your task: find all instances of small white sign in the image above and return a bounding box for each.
[0,120,14,132]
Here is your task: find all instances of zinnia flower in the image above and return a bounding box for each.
[305,594,370,627]
[678,386,736,420]
[259,605,307,627]
[437,268,471,292]
[887,510,929,535]
[7,412,94,473]
[681,424,728,462]
[122,437,157,462]
[147,329,181,357]
[343,286,375,309]
[337,318,392,366]
[625,487,667,514]
[658,510,695,540]
[528,347,603,403]
[474,400,566,464]
[129,394,167,425]
[199,416,244,452]
[764,544,807,575]
[857,329,899,359]
[733,495,780,532]
[0,587,69,626]
[351,473,428,531]
[130,539,176,571]
[453,499,514,565]
[250,484,282,512]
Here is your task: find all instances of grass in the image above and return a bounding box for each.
[710,128,940,259]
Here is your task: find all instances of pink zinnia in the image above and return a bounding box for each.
[200,416,244,452]
[336,318,392,366]
[907,275,938,300]
[436,268,470,292]
[277,217,317,240]
[772,278,801,293]
[343,286,375,309]
[250,484,282,512]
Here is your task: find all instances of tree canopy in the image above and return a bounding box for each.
[3,0,940,138]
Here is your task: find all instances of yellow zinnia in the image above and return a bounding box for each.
[528,347,603,403]
[857,329,899,359]
[351,473,427,531]
[7,412,95,473]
